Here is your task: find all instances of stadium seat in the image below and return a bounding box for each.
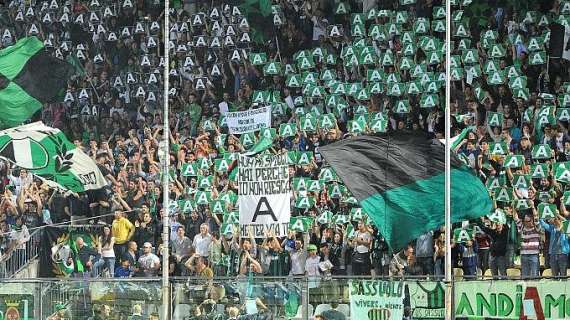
[506,268,521,278]
[483,269,493,279]
[336,304,350,317]
[314,304,332,316]
[542,269,552,277]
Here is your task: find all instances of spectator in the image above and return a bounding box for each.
[138,242,160,277]
[415,231,435,276]
[455,239,479,279]
[478,219,510,279]
[112,210,135,260]
[389,244,415,276]
[185,254,213,279]
[171,225,193,263]
[114,259,133,278]
[74,237,100,277]
[96,225,116,277]
[351,222,372,276]
[513,207,542,278]
[193,223,212,259]
[540,215,570,277]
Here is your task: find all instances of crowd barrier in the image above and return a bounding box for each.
[2,277,570,319]
[0,229,42,278]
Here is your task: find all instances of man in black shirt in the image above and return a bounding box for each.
[74,237,100,277]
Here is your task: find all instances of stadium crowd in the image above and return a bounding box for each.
[0,0,570,317]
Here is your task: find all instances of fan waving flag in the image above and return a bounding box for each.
[319,133,492,250]
[0,122,106,192]
[0,37,74,129]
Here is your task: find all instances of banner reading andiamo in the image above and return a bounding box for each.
[454,280,570,319]
[349,279,405,320]
[238,153,291,237]
[226,106,272,134]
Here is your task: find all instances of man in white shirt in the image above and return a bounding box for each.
[138,242,160,277]
[193,223,212,258]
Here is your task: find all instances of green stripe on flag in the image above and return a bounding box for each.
[0,36,43,80]
[361,167,491,251]
[244,136,273,155]
[0,81,42,128]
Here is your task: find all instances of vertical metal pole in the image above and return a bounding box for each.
[162,1,171,319]
[302,277,309,319]
[445,0,453,319]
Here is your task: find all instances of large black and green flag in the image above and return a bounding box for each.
[319,133,492,250]
[0,37,74,129]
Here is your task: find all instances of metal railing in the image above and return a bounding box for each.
[0,228,42,278]
[2,276,570,319]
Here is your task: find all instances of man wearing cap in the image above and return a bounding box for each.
[137,242,160,277]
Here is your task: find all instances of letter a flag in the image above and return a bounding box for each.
[320,133,492,250]
[0,122,106,192]
[0,37,74,128]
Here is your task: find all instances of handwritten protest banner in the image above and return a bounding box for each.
[238,153,291,237]
[349,279,405,320]
[226,106,272,134]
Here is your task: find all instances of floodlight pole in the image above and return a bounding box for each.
[162,0,171,319]
[445,0,453,319]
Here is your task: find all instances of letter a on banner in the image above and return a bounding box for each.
[252,197,278,222]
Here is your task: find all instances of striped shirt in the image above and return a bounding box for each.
[516,221,541,255]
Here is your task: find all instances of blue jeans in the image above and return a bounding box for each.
[550,254,568,278]
[92,257,115,277]
[490,255,507,279]
[520,254,539,278]
[103,257,115,277]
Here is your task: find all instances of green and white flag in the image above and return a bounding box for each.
[289,216,313,232]
[494,187,514,202]
[538,203,557,219]
[529,51,547,65]
[453,227,474,243]
[295,196,315,209]
[489,142,508,155]
[0,122,106,192]
[317,210,333,224]
[555,166,570,184]
[487,208,507,224]
[487,111,504,127]
[532,144,553,159]
[503,155,524,168]
[530,163,549,178]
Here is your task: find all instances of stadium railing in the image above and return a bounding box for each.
[0,228,41,278]
[3,275,570,319]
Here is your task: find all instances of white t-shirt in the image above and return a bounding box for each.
[193,233,212,257]
[138,253,160,276]
[355,231,372,253]
[218,101,229,114]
